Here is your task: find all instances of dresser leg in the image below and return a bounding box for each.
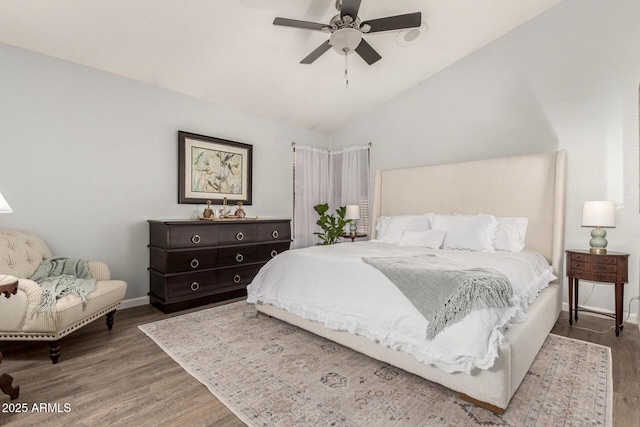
[574,279,579,321]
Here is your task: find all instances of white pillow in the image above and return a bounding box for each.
[398,229,447,248]
[375,216,391,241]
[494,217,528,252]
[378,214,432,244]
[431,214,498,252]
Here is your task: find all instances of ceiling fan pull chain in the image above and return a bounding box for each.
[344,49,349,89]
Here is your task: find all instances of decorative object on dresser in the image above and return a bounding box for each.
[581,201,615,254]
[566,249,629,336]
[0,229,127,364]
[0,275,20,400]
[178,131,253,206]
[148,219,291,313]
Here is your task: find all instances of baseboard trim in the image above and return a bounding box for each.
[561,302,638,324]
[119,296,150,310]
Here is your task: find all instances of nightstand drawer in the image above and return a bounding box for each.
[569,252,617,265]
[570,261,617,273]
[571,270,617,283]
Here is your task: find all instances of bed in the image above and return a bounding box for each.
[247,150,567,414]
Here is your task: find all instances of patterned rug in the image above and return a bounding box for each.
[139,301,612,426]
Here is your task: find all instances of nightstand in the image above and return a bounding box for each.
[565,249,629,336]
[341,233,367,242]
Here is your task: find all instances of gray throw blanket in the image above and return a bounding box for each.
[31,257,96,312]
[362,254,514,340]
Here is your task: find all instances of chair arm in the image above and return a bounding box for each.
[88,261,111,281]
[0,279,43,332]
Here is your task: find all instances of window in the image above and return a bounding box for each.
[293,144,370,248]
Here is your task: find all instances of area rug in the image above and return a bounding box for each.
[139,301,612,426]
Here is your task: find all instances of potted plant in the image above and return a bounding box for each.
[313,203,351,245]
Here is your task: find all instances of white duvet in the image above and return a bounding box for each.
[246,241,555,374]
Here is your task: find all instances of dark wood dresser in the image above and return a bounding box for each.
[148,219,291,313]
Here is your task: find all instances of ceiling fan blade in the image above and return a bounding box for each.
[355,39,381,65]
[362,12,422,33]
[340,0,362,20]
[273,17,326,31]
[300,40,332,64]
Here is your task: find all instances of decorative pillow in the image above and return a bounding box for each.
[494,217,528,252]
[398,229,447,248]
[431,214,498,252]
[378,214,432,244]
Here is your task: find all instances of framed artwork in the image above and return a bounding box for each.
[178,131,253,205]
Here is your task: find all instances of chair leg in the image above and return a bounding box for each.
[0,373,20,400]
[48,340,61,364]
[105,309,116,330]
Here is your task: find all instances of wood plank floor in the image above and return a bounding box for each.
[0,301,637,426]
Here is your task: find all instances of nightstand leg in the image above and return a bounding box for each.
[568,277,573,325]
[615,282,623,336]
[574,278,579,322]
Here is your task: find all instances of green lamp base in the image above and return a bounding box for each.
[589,227,608,254]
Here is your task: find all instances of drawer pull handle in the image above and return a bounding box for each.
[190,258,200,269]
[191,234,201,244]
[236,232,244,241]
[270,250,278,258]
[235,253,244,263]
[272,230,279,239]
[190,282,200,291]
[233,274,242,284]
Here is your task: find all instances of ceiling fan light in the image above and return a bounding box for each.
[329,28,361,55]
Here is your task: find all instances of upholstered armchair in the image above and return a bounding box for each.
[0,229,127,363]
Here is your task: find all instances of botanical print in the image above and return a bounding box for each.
[191,147,243,195]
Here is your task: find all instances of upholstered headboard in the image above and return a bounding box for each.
[371,151,567,280]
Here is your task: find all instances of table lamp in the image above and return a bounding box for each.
[0,192,12,213]
[345,205,360,236]
[581,201,615,254]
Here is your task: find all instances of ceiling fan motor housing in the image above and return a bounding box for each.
[330,28,362,54]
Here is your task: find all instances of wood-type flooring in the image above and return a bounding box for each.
[0,300,638,426]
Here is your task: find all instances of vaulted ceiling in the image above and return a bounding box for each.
[0,0,562,134]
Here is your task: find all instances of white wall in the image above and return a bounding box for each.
[331,0,640,321]
[0,43,330,301]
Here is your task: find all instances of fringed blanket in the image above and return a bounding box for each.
[362,254,514,340]
[30,257,96,312]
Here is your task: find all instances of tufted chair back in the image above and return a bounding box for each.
[0,229,53,279]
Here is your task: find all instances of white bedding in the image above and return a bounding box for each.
[246,241,555,374]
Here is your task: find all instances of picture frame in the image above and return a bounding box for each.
[178,131,253,205]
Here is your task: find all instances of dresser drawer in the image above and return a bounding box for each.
[255,242,290,261]
[150,222,219,248]
[218,223,258,245]
[216,265,261,289]
[150,247,218,273]
[151,270,242,301]
[258,221,291,241]
[217,245,257,266]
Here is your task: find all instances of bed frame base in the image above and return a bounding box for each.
[459,393,505,415]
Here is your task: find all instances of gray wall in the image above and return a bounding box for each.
[331,0,640,320]
[0,43,330,301]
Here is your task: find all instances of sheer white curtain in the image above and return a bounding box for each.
[293,143,370,249]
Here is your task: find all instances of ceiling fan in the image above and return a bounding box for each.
[273,0,422,65]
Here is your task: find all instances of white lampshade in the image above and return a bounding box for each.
[0,192,12,213]
[345,205,360,220]
[581,201,615,228]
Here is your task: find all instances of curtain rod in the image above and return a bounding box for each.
[291,142,372,147]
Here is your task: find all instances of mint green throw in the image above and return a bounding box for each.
[31,257,96,312]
